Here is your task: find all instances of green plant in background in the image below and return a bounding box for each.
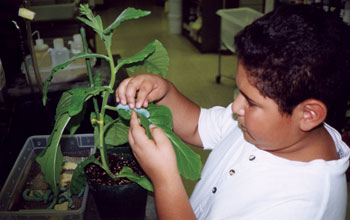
[35,4,202,208]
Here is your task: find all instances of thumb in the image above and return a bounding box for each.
[149,124,171,147]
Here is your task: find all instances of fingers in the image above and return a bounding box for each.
[116,77,139,108]
[149,124,171,148]
[129,112,152,151]
[116,74,168,109]
[128,112,178,182]
[129,112,170,153]
[116,76,153,109]
[135,82,153,108]
[115,77,133,105]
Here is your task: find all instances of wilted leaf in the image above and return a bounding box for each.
[56,87,111,119]
[42,52,109,106]
[36,113,71,198]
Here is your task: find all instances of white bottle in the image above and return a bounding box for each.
[344,0,350,25]
[69,34,84,63]
[34,38,51,68]
[51,38,70,66]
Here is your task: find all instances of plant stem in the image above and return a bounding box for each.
[97,44,119,178]
[105,104,118,112]
[80,27,100,121]
[80,27,94,87]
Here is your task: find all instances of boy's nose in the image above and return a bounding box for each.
[232,93,245,116]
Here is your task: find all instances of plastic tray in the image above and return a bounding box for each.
[216,7,263,52]
[0,134,95,220]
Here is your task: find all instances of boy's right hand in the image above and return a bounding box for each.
[115,74,169,109]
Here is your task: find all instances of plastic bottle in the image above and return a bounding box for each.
[34,38,51,68]
[68,34,84,63]
[51,38,70,67]
[344,0,350,25]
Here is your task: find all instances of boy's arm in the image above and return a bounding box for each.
[116,74,202,147]
[153,172,197,220]
[128,112,197,220]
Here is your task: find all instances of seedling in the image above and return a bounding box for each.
[35,4,202,208]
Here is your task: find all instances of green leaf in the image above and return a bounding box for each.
[70,155,99,195]
[90,112,101,148]
[93,72,102,87]
[163,128,202,180]
[140,105,201,180]
[116,105,133,120]
[138,114,152,139]
[66,102,87,135]
[56,87,111,119]
[120,40,169,77]
[42,52,109,106]
[103,8,150,35]
[76,16,95,30]
[117,167,153,192]
[117,40,156,68]
[116,103,201,180]
[91,113,129,147]
[141,40,169,77]
[55,92,72,119]
[105,120,129,146]
[103,34,113,51]
[36,113,71,198]
[147,103,173,129]
[79,4,94,20]
[78,4,104,39]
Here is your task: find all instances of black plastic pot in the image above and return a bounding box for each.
[86,146,148,220]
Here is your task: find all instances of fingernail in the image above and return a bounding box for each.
[129,103,134,109]
[149,124,156,129]
[136,102,141,109]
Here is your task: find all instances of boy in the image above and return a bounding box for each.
[115,4,350,220]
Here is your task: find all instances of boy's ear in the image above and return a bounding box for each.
[298,99,327,131]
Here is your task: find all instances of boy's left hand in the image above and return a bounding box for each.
[128,111,179,186]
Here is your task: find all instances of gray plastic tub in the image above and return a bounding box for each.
[0,134,95,220]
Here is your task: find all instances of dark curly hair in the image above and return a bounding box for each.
[234,4,350,130]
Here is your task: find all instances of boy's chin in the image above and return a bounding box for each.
[242,130,255,145]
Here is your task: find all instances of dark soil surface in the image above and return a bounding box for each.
[84,151,145,186]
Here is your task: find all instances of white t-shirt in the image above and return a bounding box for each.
[190,104,350,220]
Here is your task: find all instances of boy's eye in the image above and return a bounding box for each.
[247,99,256,107]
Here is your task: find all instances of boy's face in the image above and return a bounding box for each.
[232,63,301,152]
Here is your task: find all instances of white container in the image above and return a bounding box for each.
[69,34,84,54]
[216,7,263,52]
[69,34,85,63]
[34,38,51,68]
[51,38,70,66]
[168,14,182,34]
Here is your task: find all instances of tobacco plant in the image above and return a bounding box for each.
[36,4,201,208]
